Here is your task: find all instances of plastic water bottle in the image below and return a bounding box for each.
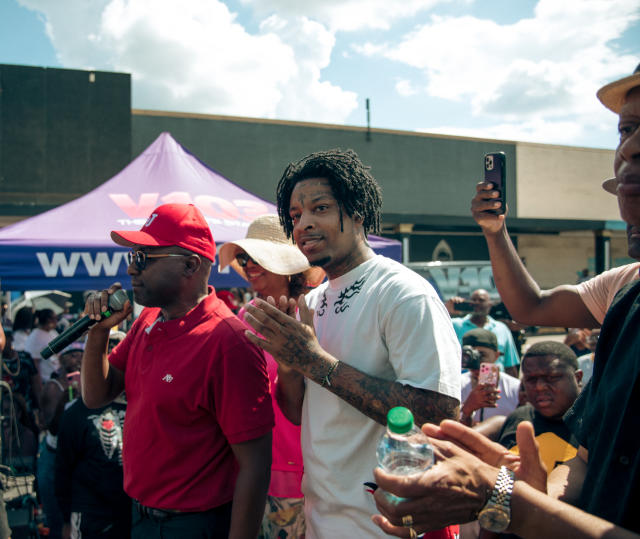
[377,406,434,476]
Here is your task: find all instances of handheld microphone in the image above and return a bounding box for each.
[41,289,129,359]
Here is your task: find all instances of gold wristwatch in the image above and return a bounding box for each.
[478,465,515,532]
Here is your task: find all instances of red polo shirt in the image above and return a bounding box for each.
[109,288,273,511]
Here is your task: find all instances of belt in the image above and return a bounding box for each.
[133,500,182,521]
[133,499,232,522]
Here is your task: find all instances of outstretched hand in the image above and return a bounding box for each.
[243,296,327,377]
[372,433,499,536]
[371,420,548,537]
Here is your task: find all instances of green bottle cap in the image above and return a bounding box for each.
[387,406,414,434]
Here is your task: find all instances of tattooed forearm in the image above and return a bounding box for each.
[315,361,460,426]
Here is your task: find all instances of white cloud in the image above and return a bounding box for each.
[239,0,455,32]
[395,79,418,97]
[358,0,640,141]
[17,0,357,121]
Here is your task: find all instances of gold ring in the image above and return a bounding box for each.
[402,514,413,527]
[409,527,418,539]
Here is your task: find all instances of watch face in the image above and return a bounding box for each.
[478,505,510,533]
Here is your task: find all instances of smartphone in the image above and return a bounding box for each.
[455,300,474,313]
[478,362,499,387]
[484,152,506,215]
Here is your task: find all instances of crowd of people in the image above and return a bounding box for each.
[0,63,638,539]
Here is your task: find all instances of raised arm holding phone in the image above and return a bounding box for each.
[371,63,640,539]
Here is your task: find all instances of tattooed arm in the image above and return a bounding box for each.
[316,359,459,426]
[243,296,459,426]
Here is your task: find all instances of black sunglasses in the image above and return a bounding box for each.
[127,250,190,271]
[235,252,258,268]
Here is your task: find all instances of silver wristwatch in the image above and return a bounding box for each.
[478,465,515,532]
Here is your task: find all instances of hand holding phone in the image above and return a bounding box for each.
[484,152,506,215]
[478,362,499,388]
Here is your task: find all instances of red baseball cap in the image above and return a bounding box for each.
[111,203,216,261]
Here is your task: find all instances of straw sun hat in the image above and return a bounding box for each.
[218,214,325,286]
[598,63,640,195]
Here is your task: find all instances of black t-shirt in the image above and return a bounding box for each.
[55,398,130,522]
[564,279,640,532]
[498,404,578,472]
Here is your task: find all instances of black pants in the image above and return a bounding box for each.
[71,508,132,539]
[131,502,232,539]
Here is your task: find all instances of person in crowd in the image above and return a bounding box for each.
[563,327,592,357]
[489,301,527,357]
[215,290,240,313]
[459,329,519,428]
[447,289,520,377]
[55,329,128,539]
[243,149,461,538]
[1,326,41,418]
[576,328,599,385]
[1,390,39,471]
[25,308,60,381]
[1,330,39,472]
[82,203,273,539]
[1,302,10,327]
[10,307,34,352]
[56,302,75,334]
[37,342,84,539]
[55,366,129,538]
[497,341,582,474]
[371,63,640,538]
[517,380,528,407]
[219,213,325,539]
[107,330,126,352]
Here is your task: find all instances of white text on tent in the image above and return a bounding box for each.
[36,252,127,278]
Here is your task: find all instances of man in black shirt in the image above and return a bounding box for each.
[498,341,581,473]
[55,333,129,539]
[371,64,640,537]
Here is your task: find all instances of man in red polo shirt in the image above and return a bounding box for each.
[81,203,274,539]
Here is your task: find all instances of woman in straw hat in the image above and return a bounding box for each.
[218,214,324,539]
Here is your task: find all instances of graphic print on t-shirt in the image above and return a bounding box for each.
[90,408,125,464]
[318,276,367,317]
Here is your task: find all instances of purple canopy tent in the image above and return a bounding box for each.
[0,133,401,291]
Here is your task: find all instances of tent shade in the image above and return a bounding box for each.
[0,132,401,291]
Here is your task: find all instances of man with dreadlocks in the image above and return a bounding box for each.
[244,149,461,538]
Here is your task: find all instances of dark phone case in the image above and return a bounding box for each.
[484,152,506,215]
[456,301,474,312]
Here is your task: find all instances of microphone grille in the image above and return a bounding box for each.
[108,289,129,312]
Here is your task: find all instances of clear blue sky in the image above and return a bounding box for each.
[1,0,639,149]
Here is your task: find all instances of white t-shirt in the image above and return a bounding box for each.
[575,263,640,324]
[25,328,60,381]
[12,330,30,352]
[301,255,461,538]
[460,370,520,423]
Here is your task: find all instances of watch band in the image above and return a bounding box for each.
[477,465,516,532]
[489,466,515,506]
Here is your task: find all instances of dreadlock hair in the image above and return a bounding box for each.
[276,148,382,239]
[522,341,579,371]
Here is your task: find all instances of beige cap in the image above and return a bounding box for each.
[598,63,640,194]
